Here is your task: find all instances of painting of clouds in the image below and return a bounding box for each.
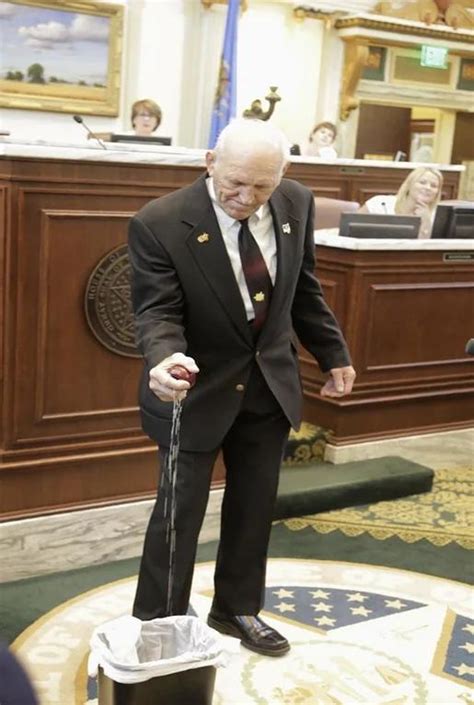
[0,0,122,114]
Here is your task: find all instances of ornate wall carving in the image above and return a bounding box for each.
[373,1,474,30]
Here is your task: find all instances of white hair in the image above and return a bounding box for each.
[214,118,291,165]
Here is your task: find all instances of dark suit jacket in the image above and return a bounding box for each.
[128,174,351,451]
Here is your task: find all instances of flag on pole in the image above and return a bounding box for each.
[208,0,240,148]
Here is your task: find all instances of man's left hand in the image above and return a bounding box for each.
[320,366,356,398]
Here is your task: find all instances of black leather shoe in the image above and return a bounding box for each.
[207,610,290,657]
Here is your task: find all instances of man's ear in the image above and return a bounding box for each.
[205,150,215,174]
[281,160,290,176]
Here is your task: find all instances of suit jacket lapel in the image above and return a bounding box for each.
[182,178,300,345]
[264,190,300,335]
[183,178,252,343]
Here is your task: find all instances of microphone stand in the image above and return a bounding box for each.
[73,115,107,150]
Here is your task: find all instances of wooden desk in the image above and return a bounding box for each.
[305,233,474,445]
[0,141,465,519]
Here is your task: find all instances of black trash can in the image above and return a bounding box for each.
[91,615,223,705]
[98,664,216,705]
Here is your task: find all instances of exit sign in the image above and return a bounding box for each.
[420,45,448,68]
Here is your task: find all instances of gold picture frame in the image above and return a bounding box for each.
[0,0,123,116]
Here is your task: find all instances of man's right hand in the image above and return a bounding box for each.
[149,353,199,402]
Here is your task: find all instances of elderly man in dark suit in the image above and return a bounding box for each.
[128,118,355,657]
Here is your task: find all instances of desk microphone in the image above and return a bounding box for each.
[466,339,474,356]
[73,115,107,150]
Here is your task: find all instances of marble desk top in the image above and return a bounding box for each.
[314,230,474,250]
[0,138,465,172]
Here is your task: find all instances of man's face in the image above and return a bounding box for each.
[206,148,285,220]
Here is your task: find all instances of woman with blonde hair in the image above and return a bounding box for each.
[359,166,443,238]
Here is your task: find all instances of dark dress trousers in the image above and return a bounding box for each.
[128,174,351,618]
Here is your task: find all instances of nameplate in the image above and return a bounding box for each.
[339,166,365,174]
[443,252,474,262]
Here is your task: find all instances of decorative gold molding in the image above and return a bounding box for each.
[294,7,474,43]
[340,40,370,121]
[335,15,474,44]
[293,6,347,27]
[201,0,248,10]
[294,9,473,121]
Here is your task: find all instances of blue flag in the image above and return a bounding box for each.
[208,0,239,148]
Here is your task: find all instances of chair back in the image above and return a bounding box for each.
[314,197,360,230]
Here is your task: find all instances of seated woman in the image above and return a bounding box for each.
[358,166,443,238]
[131,99,162,137]
[306,121,338,159]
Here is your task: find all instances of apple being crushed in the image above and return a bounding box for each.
[169,364,196,388]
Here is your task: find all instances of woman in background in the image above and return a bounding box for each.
[359,166,443,238]
[306,121,338,159]
[131,99,162,137]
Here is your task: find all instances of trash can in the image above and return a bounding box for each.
[88,615,226,705]
[97,664,216,705]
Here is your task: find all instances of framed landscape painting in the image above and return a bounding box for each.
[0,0,123,115]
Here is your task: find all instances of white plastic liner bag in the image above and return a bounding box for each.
[88,614,228,684]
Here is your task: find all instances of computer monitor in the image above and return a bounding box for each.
[110,134,172,146]
[431,203,474,239]
[339,213,421,239]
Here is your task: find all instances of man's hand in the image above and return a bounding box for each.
[320,365,356,398]
[149,353,199,402]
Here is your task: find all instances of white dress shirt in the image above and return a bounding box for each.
[206,177,277,321]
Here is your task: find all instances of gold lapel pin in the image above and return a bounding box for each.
[282,223,291,234]
[197,233,210,243]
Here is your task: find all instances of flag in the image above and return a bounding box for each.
[208,0,240,148]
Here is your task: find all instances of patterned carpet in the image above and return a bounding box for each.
[283,422,329,465]
[12,559,474,705]
[282,467,473,551]
[7,453,473,704]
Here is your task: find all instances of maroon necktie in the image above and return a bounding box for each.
[238,218,273,334]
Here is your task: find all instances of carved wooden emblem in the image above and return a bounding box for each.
[85,244,140,358]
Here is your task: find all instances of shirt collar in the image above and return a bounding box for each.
[206,177,266,227]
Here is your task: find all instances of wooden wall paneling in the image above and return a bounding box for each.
[303,246,474,443]
[362,281,474,371]
[0,447,158,519]
[451,112,474,164]
[303,389,473,445]
[0,159,226,519]
[12,189,145,450]
[0,184,7,451]
[0,154,465,519]
[286,163,348,200]
[355,104,411,160]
